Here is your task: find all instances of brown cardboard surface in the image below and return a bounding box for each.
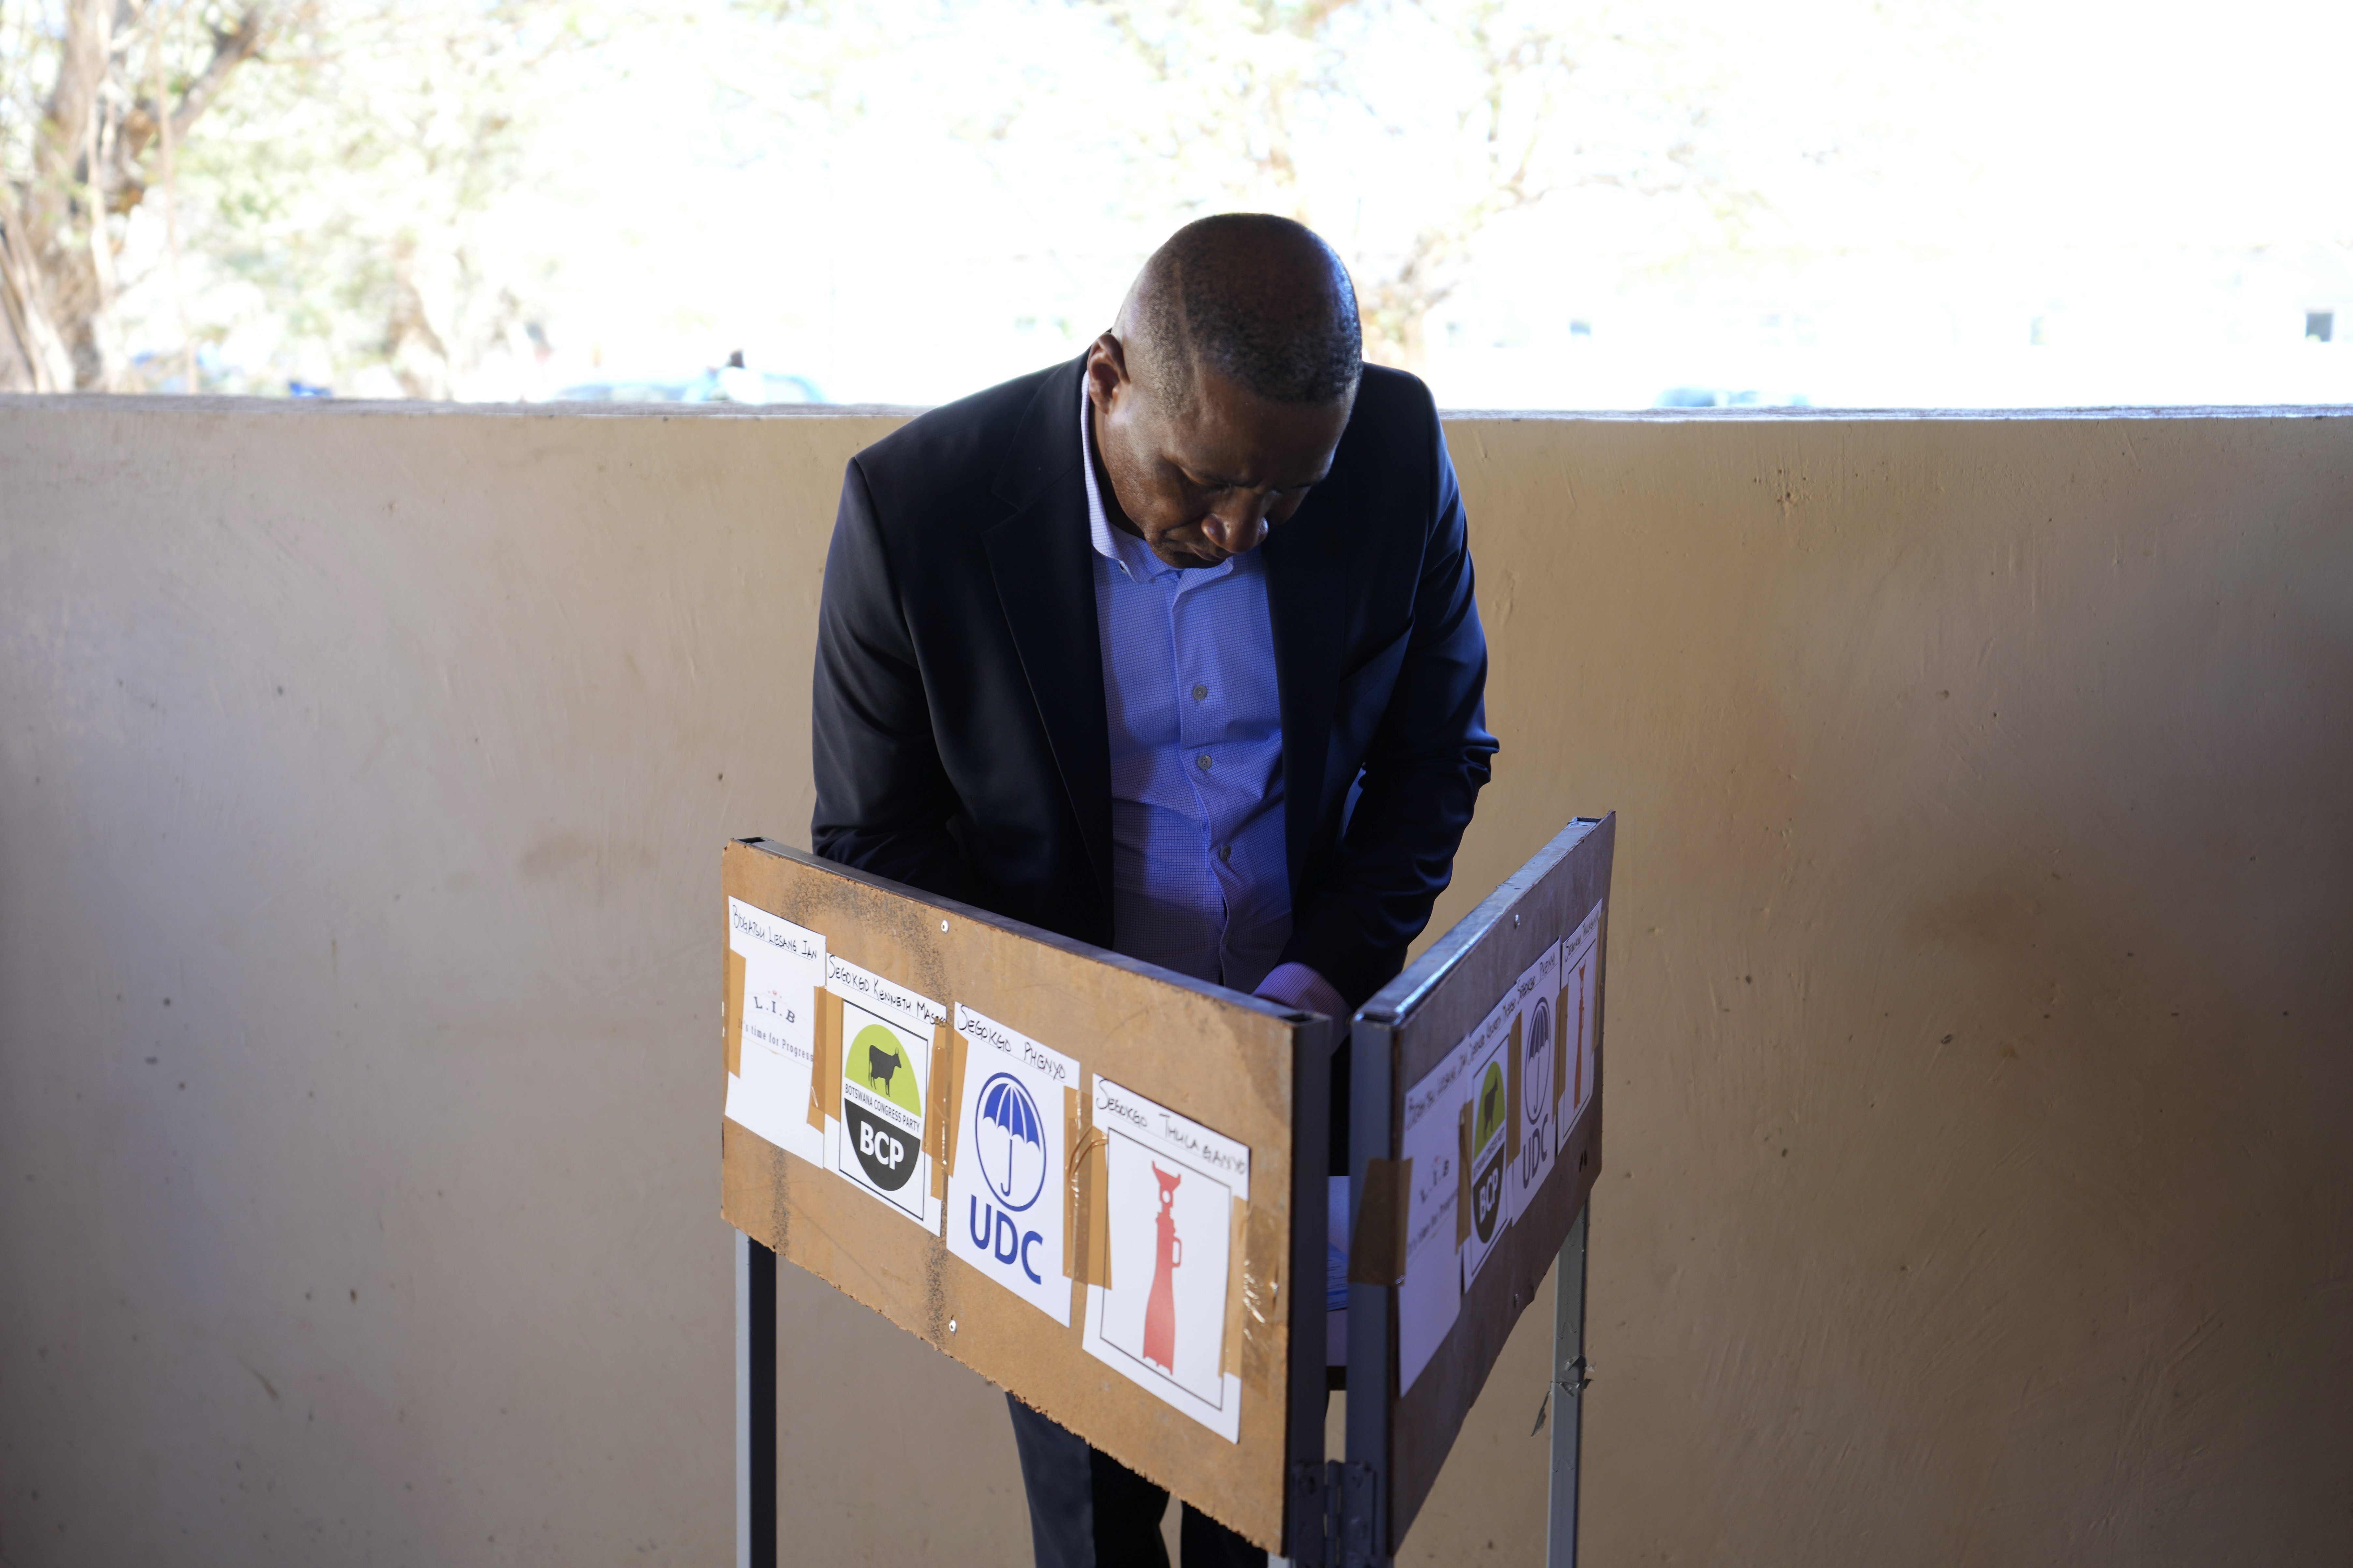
[1368,814,1615,1553]
[719,838,1309,1550]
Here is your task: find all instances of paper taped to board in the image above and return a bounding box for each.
[945,1003,1079,1325]
[1504,940,1563,1225]
[1554,899,1603,1155]
[825,954,946,1230]
[1081,1076,1250,1443]
[1398,1037,1471,1395]
[722,899,826,1168]
[1459,987,1516,1292]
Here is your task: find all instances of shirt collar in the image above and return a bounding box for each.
[1080,378,1123,565]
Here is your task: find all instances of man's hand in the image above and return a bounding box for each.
[1254,962,1350,1040]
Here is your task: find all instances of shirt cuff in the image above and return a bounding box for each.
[1253,961,1349,1024]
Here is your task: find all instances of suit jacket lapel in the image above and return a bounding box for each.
[1265,467,1353,905]
[984,360,1114,917]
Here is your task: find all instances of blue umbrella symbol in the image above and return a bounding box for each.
[977,1074,1047,1211]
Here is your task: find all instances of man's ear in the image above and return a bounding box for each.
[1085,333,1130,413]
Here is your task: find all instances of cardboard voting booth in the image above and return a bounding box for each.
[719,838,1332,1554]
[722,815,1613,1565]
[1344,814,1614,1564]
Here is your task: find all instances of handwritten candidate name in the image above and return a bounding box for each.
[731,906,819,962]
[825,955,945,1027]
[959,1013,1071,1086]
[1404,1052,1470,1132]
[1094,1082,1248,1181]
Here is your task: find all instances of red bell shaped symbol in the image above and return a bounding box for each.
[1143,1163,1183,1373]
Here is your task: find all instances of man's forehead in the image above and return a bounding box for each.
[1158,378,1352,474]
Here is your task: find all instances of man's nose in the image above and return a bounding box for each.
[1202,493,1277,553]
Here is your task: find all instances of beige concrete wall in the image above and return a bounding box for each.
[2,395,2347,1567]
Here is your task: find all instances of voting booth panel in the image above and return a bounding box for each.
[1347,815,1615,1561]
[717,839,1329,1554]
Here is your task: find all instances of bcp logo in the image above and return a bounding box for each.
[1472,1058,1508,1244]
[845,1022,922,1192]
[847,1103,915,1190]
[967,1073,1048,1284]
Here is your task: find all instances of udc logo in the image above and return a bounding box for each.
[967,1073,1049,1285]
[1525,997,1552,1134]
[974,1074,1047,1211]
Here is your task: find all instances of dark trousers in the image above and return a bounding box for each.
[1007,1395,1267,1568]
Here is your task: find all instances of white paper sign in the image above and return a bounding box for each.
[722,899,826,1167]
[1505,941,1563,1225]
[1459,987,1516,1292]
[825,955,946,1230]
[1081,1077,1250,1443]
[1398,1038,1471,1395]
[946,1003,1078,1325]
[1555,900,1603,1154]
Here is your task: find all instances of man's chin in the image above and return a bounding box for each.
[1153,539,1233,570]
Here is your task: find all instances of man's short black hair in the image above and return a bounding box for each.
[1136,214,1362,408]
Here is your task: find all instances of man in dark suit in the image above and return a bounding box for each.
[812,215,1495,1567]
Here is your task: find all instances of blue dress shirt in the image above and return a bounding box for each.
[1080,383,1342,1020]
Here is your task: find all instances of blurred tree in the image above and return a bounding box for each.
[175,0,609,398]
[4,1,641,396]
[1,0,264,390]
[1078,0,1743,368]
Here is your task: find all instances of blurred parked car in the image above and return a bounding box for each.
[1653,386,1812,408]
[552,354,825,407]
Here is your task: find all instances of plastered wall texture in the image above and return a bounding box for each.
[2,396,2347,1567]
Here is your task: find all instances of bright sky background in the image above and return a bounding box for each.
[106,0,2353,408]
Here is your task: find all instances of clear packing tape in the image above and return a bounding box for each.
[1063,1089,1111,1288]
[805,987,842,1129]
[1456,1101,1474,1245]
[1348,1156,1411,1287]
[927,1023,969,1200]
[724,948,747,1077]
[1507,1012,1525,1159]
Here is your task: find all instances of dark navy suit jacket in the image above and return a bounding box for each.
[810,355,1496,1010]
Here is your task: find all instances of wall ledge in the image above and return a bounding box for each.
[2,393,2348,423]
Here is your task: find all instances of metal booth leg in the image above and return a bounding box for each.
[1544,1202,1590,1568]
[738,1231,778,1568]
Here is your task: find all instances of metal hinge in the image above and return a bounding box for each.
[1335,1459,1380,1566]
[1286,1459,1380,1567]
[1288,1460,1330,1566]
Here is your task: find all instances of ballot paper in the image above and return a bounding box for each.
[1081,1076,1250,1443]
[1398,1036,1472,1396]
[826,954,947,1231]
[945,1003,1078,1325]
[722,899,826,1168]
[1554,900,1604,1155]
[1504,941,1564,1226]
[1458,983,1517,1292]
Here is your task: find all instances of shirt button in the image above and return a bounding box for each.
[1191,683,1208,702]
[1218,843,1232,863]
[1196,753,1213,772]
